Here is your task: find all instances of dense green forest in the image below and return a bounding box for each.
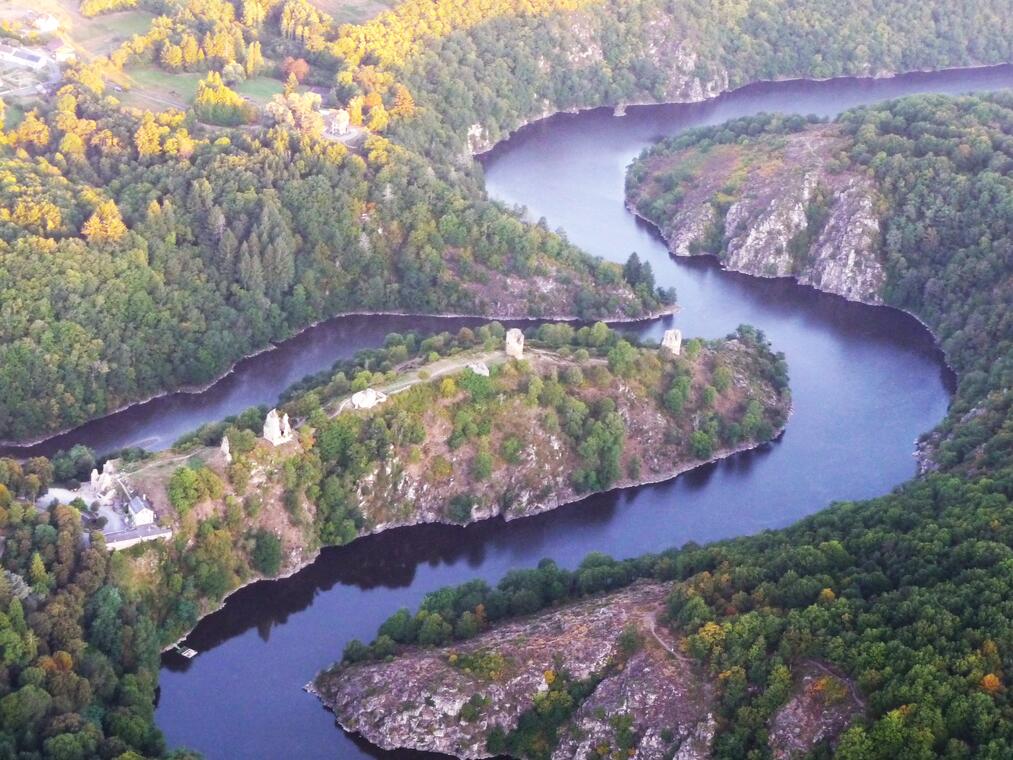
[0,317,789,757]
[0,491,197,759]
[2,0,1010,440]
[0,102,664,441]
[346,92,1013,757]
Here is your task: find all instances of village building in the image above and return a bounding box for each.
[30,13,59,33]
[127,495,155,527]
[105,525,173,552]
[322,108,350,138]
[0,43,47,71]
[51,44,76,63]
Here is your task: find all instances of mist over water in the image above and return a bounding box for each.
[143,66,1011,759]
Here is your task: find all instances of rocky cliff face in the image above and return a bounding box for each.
[628,125,886,304]
[313,581,862,759]
[312,582,717,759]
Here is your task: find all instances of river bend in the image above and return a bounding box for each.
[139,65,1010,759]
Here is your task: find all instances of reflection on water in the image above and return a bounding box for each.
[148,65,1012,759]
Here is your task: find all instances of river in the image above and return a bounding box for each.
[145,66,1012,758]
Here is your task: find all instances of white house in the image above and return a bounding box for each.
[322,108,350,138]
[105,525,172,552]
[127,496,155,527]
[31,14,59,34]
[0,44,47,71]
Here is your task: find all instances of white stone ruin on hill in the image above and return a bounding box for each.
[661,329,682,356]
[263,409,294,445]
[467,361,490,377]
[505,328,524,359]
[351,387,388,410]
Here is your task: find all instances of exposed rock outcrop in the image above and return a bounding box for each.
[628,125,886,304]
[341,340,789,535]
[313,582,717,759]
[768,662,863,759]
[314,583,861,759]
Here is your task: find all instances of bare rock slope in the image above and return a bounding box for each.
[312,582,717,759]
[628,125,885,303]
[312,580,864,759]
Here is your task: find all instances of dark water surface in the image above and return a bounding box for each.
[146,67,1011,758]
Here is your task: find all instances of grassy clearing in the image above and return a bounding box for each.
[24,0,154,59]
[119,70,287,113]
[234,76,285,103]
[3,102,25,128]
[119,65,201,110]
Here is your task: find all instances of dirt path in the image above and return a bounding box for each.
[330,349,508,415]
[643,606,695,669]
[124,450,194,475]
[808,659,866,710]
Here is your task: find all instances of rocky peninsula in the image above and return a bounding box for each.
[113,322,789,647]
[626,118,886,303]
[312,578,862,759]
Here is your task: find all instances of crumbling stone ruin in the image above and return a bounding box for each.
[662,329,682,356]
[351,388,388,410]
[263,409,294,445]
[466,361,490,377]
[505,328,525,359]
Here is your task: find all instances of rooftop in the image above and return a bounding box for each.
[127,496,152,515]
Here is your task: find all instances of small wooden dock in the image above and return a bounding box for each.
[175,644,197,659]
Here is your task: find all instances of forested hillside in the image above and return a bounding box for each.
[124,320,788,643]
[1,0,1010,441]
[0,0,1010,755]
[0,105,666,441]
[340,92,1013,758]
[0,494,186,759]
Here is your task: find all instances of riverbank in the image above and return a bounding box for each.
[161,421,787,654]
[152,67,984,759]
[473,63,1012,159]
